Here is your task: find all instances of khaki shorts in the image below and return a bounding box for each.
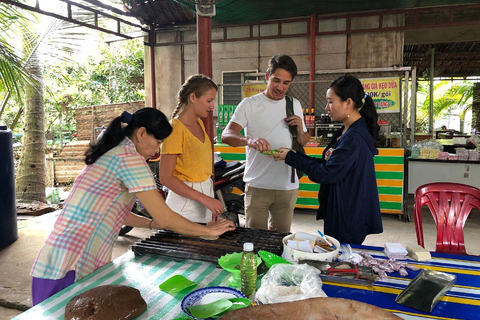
[244,185,299,233]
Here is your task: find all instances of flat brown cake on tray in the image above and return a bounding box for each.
[64,285,146,320]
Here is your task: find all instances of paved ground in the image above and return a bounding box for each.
[1,196,479,319]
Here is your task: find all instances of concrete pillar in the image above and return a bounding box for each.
[472,83,480,134]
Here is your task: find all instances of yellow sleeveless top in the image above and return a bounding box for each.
[161,118,212,182]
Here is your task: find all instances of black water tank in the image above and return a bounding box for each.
[0,125,18,248]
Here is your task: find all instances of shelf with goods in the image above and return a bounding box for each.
[313,121,343,146]
[214,144,406,218]
[216,104,244,142]
[407,148,480,195]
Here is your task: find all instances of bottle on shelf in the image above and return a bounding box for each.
[218,104,224,126]
[310,108,315,125]
[327,128,333,138]
[240,242,257,297]
[322,113,331,124]
[228,105,235,124]
[304,108,310,126]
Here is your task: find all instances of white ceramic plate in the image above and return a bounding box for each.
[181,286,245,319]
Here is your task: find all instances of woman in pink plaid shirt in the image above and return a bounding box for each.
[31,108,235,305]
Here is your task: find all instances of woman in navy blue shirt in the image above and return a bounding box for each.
[272,75,382,244]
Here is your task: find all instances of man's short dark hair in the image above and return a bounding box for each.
[266,54,298,79]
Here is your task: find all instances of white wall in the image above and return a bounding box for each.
[145,14,404,118]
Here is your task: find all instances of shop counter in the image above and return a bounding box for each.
[407,158,480,194]
[214,144,405,218]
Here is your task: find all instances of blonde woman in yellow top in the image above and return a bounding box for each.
[160,75,225,223]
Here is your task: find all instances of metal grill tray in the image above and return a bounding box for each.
[131,226,289,264]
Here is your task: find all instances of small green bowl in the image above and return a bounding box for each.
[187,299,233,319]
[258,250,292,268]
[159,275,198,294]
[216,297,251,317]
[218,252,261,288]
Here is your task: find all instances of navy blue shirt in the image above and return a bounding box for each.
[285,117,382,244]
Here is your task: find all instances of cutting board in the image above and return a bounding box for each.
[219,297,401,320]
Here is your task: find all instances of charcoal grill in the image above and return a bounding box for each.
[131,226,289,264]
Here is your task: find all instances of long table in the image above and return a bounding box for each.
[13,245,480,320]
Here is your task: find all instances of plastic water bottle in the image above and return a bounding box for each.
[240,242,257,297]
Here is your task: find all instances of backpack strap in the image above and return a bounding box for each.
[285,96,303,183]
[285,96,297,139]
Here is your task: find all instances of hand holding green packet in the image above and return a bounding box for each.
[260,149,280,156]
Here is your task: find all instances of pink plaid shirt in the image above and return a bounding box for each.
[31,138,156,280]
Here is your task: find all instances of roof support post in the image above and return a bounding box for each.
[429,48,435,133]
[197,15,214,142]
[410,67,417,146]
[149,28,156,109]
[309,14,316,125]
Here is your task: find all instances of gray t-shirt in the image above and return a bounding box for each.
[231,93,306,190]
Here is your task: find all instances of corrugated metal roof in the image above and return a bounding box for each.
[123,0,194,27]
[122,0,480,28]
[119,0,480,77]
[404,42,480,78]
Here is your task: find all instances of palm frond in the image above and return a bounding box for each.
[0,4,38,103]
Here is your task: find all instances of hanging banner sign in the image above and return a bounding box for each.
[242,83,267,99]
[360,77,400,113]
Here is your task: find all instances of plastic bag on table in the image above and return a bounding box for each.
[409,141,422,158]
[416,139,443,159]
[468,134,480,146]
[255,263,327,304]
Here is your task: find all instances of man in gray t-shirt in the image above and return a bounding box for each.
[222,54,309,232]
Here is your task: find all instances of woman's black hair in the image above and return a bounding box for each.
[85,108,172,165]
[328,75,379,139]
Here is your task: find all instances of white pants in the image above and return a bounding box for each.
[165,178,213,223]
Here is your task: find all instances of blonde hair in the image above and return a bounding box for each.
[171,74,218,119]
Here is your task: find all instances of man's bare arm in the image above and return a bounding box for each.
[221,122,248,147]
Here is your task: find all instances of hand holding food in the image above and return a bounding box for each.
[260,149,280,156]
[247,137,271,152]
[270,147,293,161]
[200,195,225,221]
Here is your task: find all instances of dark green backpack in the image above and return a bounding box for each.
[285,95,306,182]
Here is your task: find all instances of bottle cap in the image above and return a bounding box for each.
[243,242,254,251]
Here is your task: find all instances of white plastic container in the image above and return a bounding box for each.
[282,232,340,263]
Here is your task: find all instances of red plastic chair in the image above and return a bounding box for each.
[414,182,480,255]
